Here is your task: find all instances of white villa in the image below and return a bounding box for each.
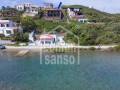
[0,20,17,37]
[15,4,24,11]
[15,3,39,17]
[38,34,65,44]
[29,33,65,46]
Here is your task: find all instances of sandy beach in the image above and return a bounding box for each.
[5,45,117,52]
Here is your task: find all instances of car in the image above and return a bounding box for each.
[0,45,6,49]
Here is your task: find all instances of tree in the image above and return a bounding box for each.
[38,9,44,18]
[21,16,37,32]
[14,32,29,42]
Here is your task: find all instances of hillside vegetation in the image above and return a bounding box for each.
[1,5,120,45]
[20,5,120,45]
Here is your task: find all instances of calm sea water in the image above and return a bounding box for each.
[0,51,120,90]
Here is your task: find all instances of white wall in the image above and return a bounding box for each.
[0,20,17,37]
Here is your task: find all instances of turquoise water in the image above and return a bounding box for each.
[0,51,120,90]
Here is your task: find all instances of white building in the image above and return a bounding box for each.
[29,34,65,46]
[0,20,18,37]
[37,34,65,45]
[67,8,75,19]
[67,8,89,23]
[15,3,39,16]
[15,4,24,11]
[78,18,89,23]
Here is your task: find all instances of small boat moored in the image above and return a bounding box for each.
[0,45,6,50]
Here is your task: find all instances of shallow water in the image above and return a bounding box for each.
[0,51,120,90]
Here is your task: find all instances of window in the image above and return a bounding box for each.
[45,41,51,44]
[6,24,10,27]
[54,11,60,17]
[20,7,23,10]
[48,11,52,17]
[41,41,44,44]
[1,24,5,27]
[6,30,11,34]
